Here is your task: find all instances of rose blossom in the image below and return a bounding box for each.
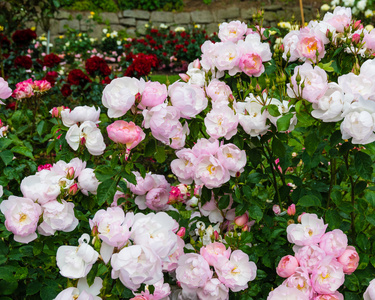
[282,30,300,62]
[197,278,229,300]
[287,63,328,103]
[140,81,167,108]
[0,77,12,104]
[213,41,241,75]
[364,278,375,300]
[38,200,78,236]
[78,168,100,196]
[56,234,99,279]
[204,104,238,140]
[176,253,213,289]
[0,196,42,243]
[61,106,100,127]
[194,154,230,189]
[169,81,207,118]
[311,257,345,294]
[206,79,232,104]
[170,121,189,150]
[323,6,352,32]
[102,76,144,118]
[107,120,145,150]
[267,285,309,300]
[295,27,325,62]
[314,291,344,300]
[276,255,299,278]
[287,213,327,246]
[337,246,359,274]
[295,244,326,273]
[283,267,313,298]
[215,250,257,292]
[186,59,206,87]
[200,242,231,267]
[218,21,247,42]
[111,245,163,291]
[170,149,196,184]
[319,229,348,257]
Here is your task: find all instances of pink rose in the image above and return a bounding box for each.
[0,77,12,103]
[311,257,345,294]
[314,291,344,300]
[337,246,359,274]
[197,278,229,300]
[287,204,296,216]
[200,242,231,267]
[296,27,325,62]
[283,267,313,298]
[364,278,375,300]
[176,253,213,289]
[267,285,309,300]
[295,244,326,273]
[204,103,238,140]
[0,196,42,243]
[194,154,230,189]
[33,80,51,93]
[364,30,375,52]
[276,255,299,278]
[206,79,232,104]
[323,7,352,32]
[140,81,167,108]
[287,213,327,246]
[107,120,145,150]
[319,229,348,257]
[218,21,247,43]
[216,143,246,176]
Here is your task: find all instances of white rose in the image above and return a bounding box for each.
[78,168,99,195]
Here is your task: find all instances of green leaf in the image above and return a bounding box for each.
[317,61,334,72]
[95,165,117,182]
[86,263,98,286]
[144,139,156,157]
[365,191,375,207]
[356,232,369,251]
[266,104,281,117]
[305,132,319,156]
[354,151,373,180]
[0,280,18,296]
[0,139,12,151]
[297,195,321,207]
[366,215,375,226]
[36,120,46,136]
[0,150,13,166]
[218,195,230,210]
[11,146,34,159]
[249,204,263,223]
[0,266,17,281]
[344,273,359,291]
[155,146,166,163]
[97,178,118,206]
[272,137,285,158]
[276,113,293,131]
[122,171,136,185]
[325,210,342,229]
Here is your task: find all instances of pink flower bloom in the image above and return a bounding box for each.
[287,63,328,103]
[170,149,196,184]
[200,242,231,267]
[194,154,230,189]
[0,196,42,243]
[319,229,348,257]
[213,42,241,75]
[276,255,299,278]
[311,257,345,294]
[364,30,375,53]
[283,267,313,298]
[296,27,325,62]
[323,6,352,32]
[218,21,247,43]
[287,204,296,216]
[78,168,100,196]
[204,104,238,140]
[337,246,359,274]
[12,78,34,100]
[295,244,326,273]
[273,205,281,215]
[215,250,257,292]
[33,80,51,93]
[107,120,145,150]
[162,236,185,272]
[287,213,327,246]
[169,81,207,119]
[282,30,300,62]
[197,278,229,300]
[267,285,309,300]
[140,81,167,108]
[111,245,163,291]
[176,253,213,289]
[234,213,249,227]
[0,77,12,103]
[364,278,375,300]
[206,79,232,104]
[216,143,246,176]
[314,291,344,300]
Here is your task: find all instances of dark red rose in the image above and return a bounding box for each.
[67,69,91,86]
[43,53,61,68]
[85,56,111,77]
[14,55,33,69]
[6,101,16,110]
[0,33,11,49]
[43,71,59,86]
[61,84,72,97]
[12,29,37,47]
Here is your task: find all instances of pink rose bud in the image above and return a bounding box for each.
[273,204,281,215]
[242,225,249,232]
[192,58,201,69]
[337,246,359,274]
[287,204,296,216]
[353,20,361,30]
[179,73,190,82]
[214,231,220,240]
[51,107,59,118]
[69,183,79,196]
[234,213,249,227]
[66,167,75,180]
[177,227,186,238]
[276,255,299,278]
[107,120,145,150]
[169,186,181,204]
[298,212,306,223]
[352,33,361,44]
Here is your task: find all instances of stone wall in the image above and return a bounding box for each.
[40,5,317,40]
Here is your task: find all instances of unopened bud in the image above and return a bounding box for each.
[287,219,295,226]
[273,204,281,215]
[177,227,186,238]
[192,58,201,69]
[69,183,79,196]
[255,83,262,93]
[179,73,190,82]
[234,213,249,226]
[295,71,301,85]
[214,230,220,240]
[80,136,86,145]
[287,204,296,216]
[297,212,306,223]
[66,167,75,180]
[92,225,99,236]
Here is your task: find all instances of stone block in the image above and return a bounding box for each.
[123,9,150,19]
[120,18,136,26]
[58,19,79,34]
[263,11,277,22]
[111,24,126,32]
[91,24,106,39]
[136,20,149,35]
[191,10,214,23]
[49,19,60,36]
[55,11,71,20]
[264,4,282,11]
[126,28,137,37]
[217,7,240,21]
[101,12,119,24]
[241,8,257,20]
[150,11,174,23]
[174,12,191,24]
[205,23,219,35]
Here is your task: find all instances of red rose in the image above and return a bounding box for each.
[85,56,111,77]
[14,55,33,69]
[43,53,61,68]
[67,69,91,86]
[61,84,72,97]
[12,29,37,47]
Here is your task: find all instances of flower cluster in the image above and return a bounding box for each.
[268,213,359,299]
[176,242,257,299]
[0,157,100,243]
[14,55,33,69]
[85,55,111,77]
[11,28,37,47]
[12,78,52,100]
[123,53,158,78]
[171,138,246,189]
[42,53,61,68]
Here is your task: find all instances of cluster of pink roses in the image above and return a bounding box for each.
[0,158,99,243]
[171,138,246,189]
[176,242,257,300]
[201,21,272,77]
[12,78,51,100]
[268,213,359,300]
